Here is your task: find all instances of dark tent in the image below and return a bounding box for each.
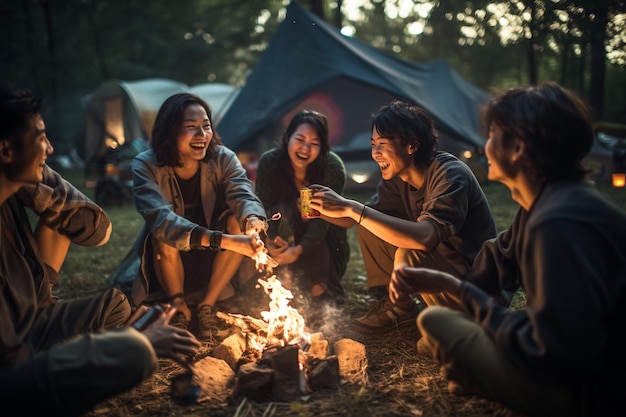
[217,1,490,187]
[82,79,239,168]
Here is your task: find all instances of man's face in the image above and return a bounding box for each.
[485,123,516,185]
[370,126,413,181]
[5,113,53,183]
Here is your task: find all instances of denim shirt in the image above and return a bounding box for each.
[129,146,266,304]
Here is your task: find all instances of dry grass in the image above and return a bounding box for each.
[49,171,625,417]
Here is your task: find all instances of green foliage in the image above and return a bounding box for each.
[1,0,625,152]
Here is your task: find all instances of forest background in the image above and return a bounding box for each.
[1,0,625,159]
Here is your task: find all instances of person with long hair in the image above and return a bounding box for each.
[254,110,349,305]
[128,93,267,341]
[389,82,626,416]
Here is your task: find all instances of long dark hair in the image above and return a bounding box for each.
[151,93,222,167]
[371,101,438,168]
[271,110,330,203]
[278,110,330,184]
[482,82,593,181]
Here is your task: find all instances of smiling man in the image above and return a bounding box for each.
[310,101,497,333]
[388,82,626,416]
[0,86,201,416]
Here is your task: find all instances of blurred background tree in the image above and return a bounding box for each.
[1,0,624,154]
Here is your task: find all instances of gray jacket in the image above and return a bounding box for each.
[129,146,266,304]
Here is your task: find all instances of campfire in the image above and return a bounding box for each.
[218,275,310,351]
[174,275,368,405]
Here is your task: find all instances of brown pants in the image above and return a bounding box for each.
[357,225,468,309]
[0,289,156,417]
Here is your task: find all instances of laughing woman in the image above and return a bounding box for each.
[254,110,350,307]
[129,93,267,341]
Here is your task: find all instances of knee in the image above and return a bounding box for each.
[225,213,242,234]
[152,239,180,263]
[102,287,132,326]
[115,330,157,384]
[417,305,450,334]
[395,247,428,267]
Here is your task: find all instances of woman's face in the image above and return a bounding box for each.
[287,122,322,172]
[176,104,213,166]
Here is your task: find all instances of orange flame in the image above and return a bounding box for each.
[247,231,277,276]
[257,276,310,348]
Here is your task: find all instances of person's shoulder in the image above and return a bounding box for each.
[433,151,463,165]
[210,144,240,162]
[537,180,626,224]
[258,148,279,162]
[327,151,345,164]
[543,181,604,206]
[214,144,233,154]
[134,148,155,162]
[431,151,476,177]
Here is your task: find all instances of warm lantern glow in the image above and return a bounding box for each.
[612,173,626,188]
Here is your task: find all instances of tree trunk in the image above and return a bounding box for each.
[85,0,109,80]
[41,0,57,106]
[20,0,42,92]
[333,0,343,29]
[587,1,609,120]
[526,1,538,85]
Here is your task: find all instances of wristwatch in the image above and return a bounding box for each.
[209,231,223,251]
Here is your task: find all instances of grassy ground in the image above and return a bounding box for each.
[50,170,626,417]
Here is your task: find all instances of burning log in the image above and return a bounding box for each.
[204,274,363,404]
[216,311,269,351]
[218,276,310,350]
[216,312,268,335]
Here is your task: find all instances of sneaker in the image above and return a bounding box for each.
[169,311,190,330]
[196,305,231,341]
[352,295,420,333]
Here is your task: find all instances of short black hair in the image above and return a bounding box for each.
[482,82,593,181]
[371,101,438,168]
[0,86,44,150]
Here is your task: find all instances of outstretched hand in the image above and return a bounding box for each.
[389,264,461,304]
[227,233,266,257]
[309,184,357,219]
[245,215,268,236]
[140,306,201,371]
[267,236,300,264]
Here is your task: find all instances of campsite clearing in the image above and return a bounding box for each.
[56,177,625,417]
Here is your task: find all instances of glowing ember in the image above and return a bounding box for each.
[257,276,310,348]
